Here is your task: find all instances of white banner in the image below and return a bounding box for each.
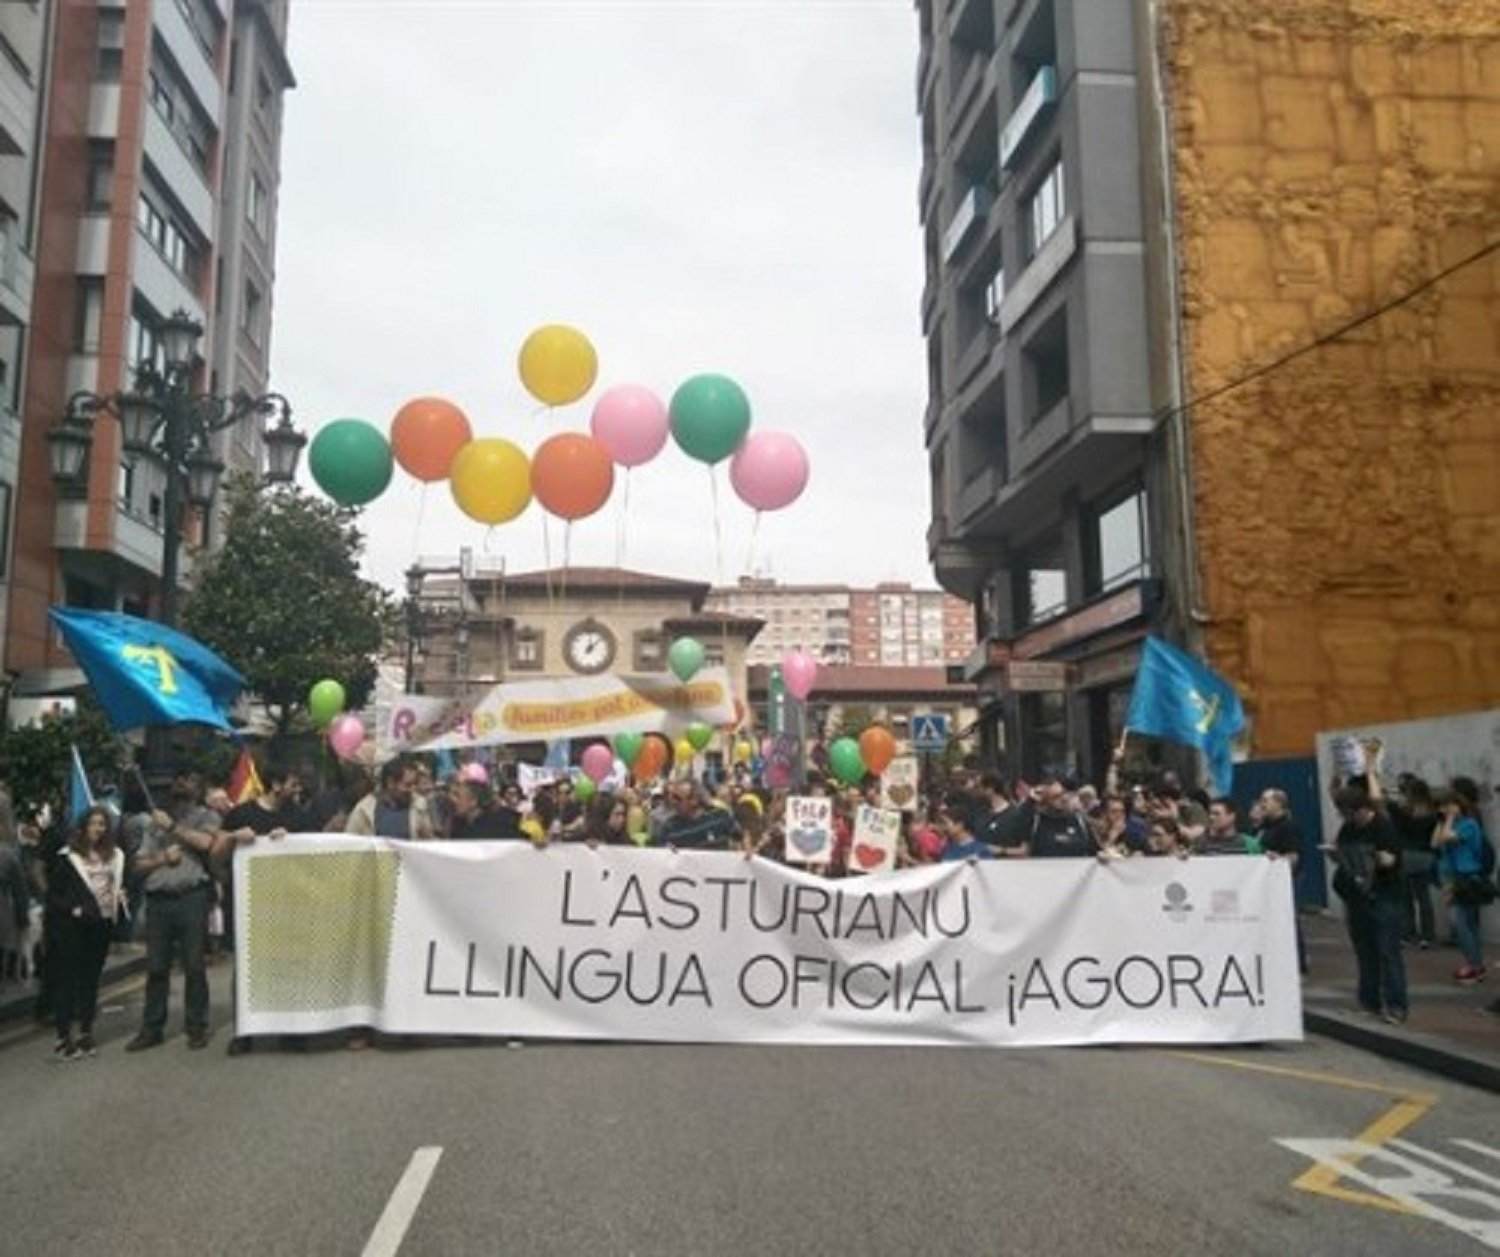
[377,668,738,756]
[235,839,1302,1048]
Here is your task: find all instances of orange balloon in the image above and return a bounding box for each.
[634,734,669,782]
[859,725,897,777]
[531,432,614,521]
[391,397,473,482]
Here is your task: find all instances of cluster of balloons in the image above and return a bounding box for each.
[305,324,812,532]
[307,677,367,761]
[827,725,897,788]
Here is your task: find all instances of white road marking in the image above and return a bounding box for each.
[1457,1141,1500,1166]
[361,1146,444,1257]
[1391,1139,1500,1190]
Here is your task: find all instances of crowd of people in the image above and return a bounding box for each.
[1,737,1494,1060]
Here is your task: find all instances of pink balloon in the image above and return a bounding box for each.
[590,384,669,468]
[729,430,809,512]
[781,650,818,702]
[459,762,489,785]
[581,743,614,784]
[328,714,365,761]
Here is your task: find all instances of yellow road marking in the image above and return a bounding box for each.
[1169,1050,1436,1216]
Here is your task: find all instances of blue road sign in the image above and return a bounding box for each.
[910,713,949,752]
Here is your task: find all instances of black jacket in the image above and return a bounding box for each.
[45,847,126,925]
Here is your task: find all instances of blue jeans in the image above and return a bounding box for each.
[1346,893,1408,1014]
[1450,900,1485,970]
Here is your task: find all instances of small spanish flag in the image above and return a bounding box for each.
[227,749,263,805]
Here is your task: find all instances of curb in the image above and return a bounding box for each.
[0,951,148,1029]
[1305,1007,1500,1096]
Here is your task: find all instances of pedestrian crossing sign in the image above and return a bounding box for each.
[910,713,949,752]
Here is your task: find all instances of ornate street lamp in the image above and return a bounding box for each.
[44,307,307,625]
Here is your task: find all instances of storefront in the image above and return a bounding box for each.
[966,579,1162,785]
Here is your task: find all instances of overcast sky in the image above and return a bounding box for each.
[270,0,930,597]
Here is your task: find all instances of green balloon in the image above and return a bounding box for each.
[613,731,644,767]
[686,722,713,752]
[573,775,597,803]
[828,737,866,787]
[308,419,393,507]
[670,375,751,465]
[668,636,706,683]
[308,679,346,728]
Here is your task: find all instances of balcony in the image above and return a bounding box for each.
[0,241,33,326]
[87,84,120,139]
[945,48,989,144]
[997,214,1077,335]
[133,230,206,328]
[916,38,934,110]
[0,61,32,156]
[154,0,223,122]
[142,104,215,238]
[1000,66,1057,169]
[957,464,1003,526]
[942,184,992,265]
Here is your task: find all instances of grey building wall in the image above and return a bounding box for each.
[210,0,293,536]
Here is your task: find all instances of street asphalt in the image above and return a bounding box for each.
[2,961,1499,1256]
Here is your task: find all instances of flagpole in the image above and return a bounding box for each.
[130,763,158,814]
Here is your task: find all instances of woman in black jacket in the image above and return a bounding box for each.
[46,806,126,1061]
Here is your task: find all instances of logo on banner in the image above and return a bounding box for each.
[1162,883,1193,922]
[1206,888,1258,925]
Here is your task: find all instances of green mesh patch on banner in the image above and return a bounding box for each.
[245,850,400,1012]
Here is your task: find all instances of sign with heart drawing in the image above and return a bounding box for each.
[880,756,919,812]
[849,805,901,875]
[784,796,833,864]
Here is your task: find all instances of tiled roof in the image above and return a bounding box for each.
[470,567,711,607]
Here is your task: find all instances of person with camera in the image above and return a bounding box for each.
[1434,777,1492,985]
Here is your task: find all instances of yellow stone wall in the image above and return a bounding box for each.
[1162,0,1500,754]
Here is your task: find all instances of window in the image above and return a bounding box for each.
[1025,159,1065,257]
[86,142,114,210]
[96,10,125,81]
[73,279,104,352]
[1015,535,1069,626]
[129,306,163,373]
[704,642,725,666]
[1094,490,1149,592]
[634,630,665,671]
[117,461,134,510]
[509,628,543,672]
[137,195,166,251]
[984,264,1006,325]
[241,280,262,344]
[148,71,174,125]
[0,481,9,578]
[247,171,267,234]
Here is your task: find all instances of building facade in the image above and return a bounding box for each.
[3,0,294,692]
[408,564,764,724]
[708,577,973,668]
[919,0,1500,784]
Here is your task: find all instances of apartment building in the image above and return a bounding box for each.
[4,0,294,691]
[708,578,973,669]
[919,0,1500,783]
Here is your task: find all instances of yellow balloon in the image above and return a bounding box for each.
[449,438,531,525]
[734,740,753,764]
[518,324,598,406]
[674,737,697,765]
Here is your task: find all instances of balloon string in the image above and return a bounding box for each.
[562,521,572,599]
[743,508,762,577]
[708,465,724,585]
[411,483,428,562]
[617,468,631,609]
[482,525,498,555]
[542,511,554,612]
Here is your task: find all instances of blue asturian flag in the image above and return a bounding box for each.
[49,607,245,733]
[1124,636,1246,795]
[68,743,95,826]
[543,739,571,772]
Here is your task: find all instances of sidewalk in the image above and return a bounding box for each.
[1300,910,1500,1094]
[0,942,147,1028]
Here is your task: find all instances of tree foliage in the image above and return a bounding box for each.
[0,702,131,822]
[183,477,391,734]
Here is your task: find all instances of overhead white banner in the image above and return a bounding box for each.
[377,667,737,756]
[235,839,1302,1047]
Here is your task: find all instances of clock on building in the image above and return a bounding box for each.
[562,619,617,675]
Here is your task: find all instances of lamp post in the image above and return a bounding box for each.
[45,309,307,626]
[404,564,424,694]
